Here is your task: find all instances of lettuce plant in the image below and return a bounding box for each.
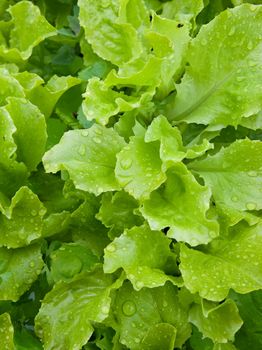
[0,0,261,349]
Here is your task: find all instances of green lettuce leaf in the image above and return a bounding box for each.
[112,281,191,349]
[189,299,243,343]
[0,312,14,350]
[49,242,99,283]
[141,164,219,246]
[180,221,262,301]
[1,1,56,61]
[168,4,262,128]
[190,139,262,211]
[5,97,47,171]
[96,191,143,239]
[0,186,46,248]
[104,225,180,289]
[79,0,143,66]
[115,135,166,200]
[0,244,43,301]
[43,125,125,195]
[35,269,123,350]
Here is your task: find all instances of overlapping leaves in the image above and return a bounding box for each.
[0,1,262,350]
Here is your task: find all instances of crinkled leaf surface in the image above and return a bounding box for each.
[35,269,122,350]
[49,242,99,283]
[79,0,143,66]
[104,225,180,289]
[115,136,166,200]
[96,191,143,238]
[43,125,125,195]
[0,186,46,248]
[180,222,262,301]
[7,1,56,60]
[0,244,43,301]
[169,4,262,127]
[145,115,186,164]
[189,299,243,343]
[5,97,47,171]
[112,281,191,349]
[190,139,262,211]
[141,164,219,246]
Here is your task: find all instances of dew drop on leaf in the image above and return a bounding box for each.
[81,130,89,137]
[120,158,133,170]
[93,137,102,144]
[78,144,86,156]
[247,170,257,177]
[231,195,239,202]
[122,300,137,316]
[246,202,257,210]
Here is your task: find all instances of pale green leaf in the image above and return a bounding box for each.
[28,75,81,118]
[82,77,155,125]
[190,139,262,211]
[189,299,243,343]
[7,1,56,60]
[43,125,125,195]
[0,244,43,301]
[180,221,262,301]
[79,0,143,66]
[0,186,46,248]
[49,243,99,283]
[145,115,186,165]
[96,191,143,238]
[141,164,219,246]
[115,136,166,200]
[0,107,16,164]
[5,97,47,171]
[104,225,180,289]
[169,5,262,128]
[112,281,191,349]
[35,269,123,350]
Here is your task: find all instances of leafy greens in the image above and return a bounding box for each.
[0,0,262,349]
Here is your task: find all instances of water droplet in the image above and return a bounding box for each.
[228,27,235,36]
[39,208,46,216]
[163,301,168,307]
[78,144,86,156]
[29,262,35,268]
[120,158,133,170]
[134,338,140,344]
[31,210,37,216]
[201,38,207,46]
[122,300,137,316]
[209,230,217,238]
[247,170,257,177]
[93,137,101,144]
[95,128,103,136]
[246,202,256,210]
[81,130,89,137]
[231,195,238,202]
[106,244,116,253]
